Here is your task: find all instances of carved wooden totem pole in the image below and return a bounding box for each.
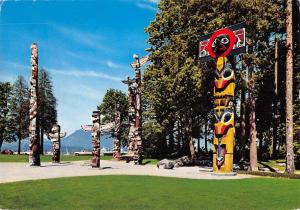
[199,24,246,173]
[48,124,67,163]
[122,77,136,156]
[130,54,148,164]
[29,43,40,166]
[113,103,121,160]
[81,111,101,168]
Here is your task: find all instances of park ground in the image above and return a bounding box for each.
[0,176,299,210]
[0,155,300,210]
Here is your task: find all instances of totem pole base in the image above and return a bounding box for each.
[211,172,237,176]
[27,163,41,167]
[51,162,61,166]
[89,167,104,170]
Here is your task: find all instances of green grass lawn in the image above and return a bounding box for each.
[0,176,299,210]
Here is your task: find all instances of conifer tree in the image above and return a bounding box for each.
[11,76,30,154]
[0,82,16,150]
[38,69,57,154]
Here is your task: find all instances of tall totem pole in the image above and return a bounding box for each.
[121,77,136,155]
[48,124,67,163]
[113,103,121,160]
[81,111,101,168]
[122,77,136,156]
[29,43,40,166]
[130,54,148,164]
[199,23,246,174]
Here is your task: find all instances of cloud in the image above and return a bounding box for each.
[136,2,156,11]
[123,0,158,11]
[0,74,16,83]
[65,84,104,100]
[65,51,127,70]
[146,0,159,3]
[0,61,28,71]
[0,0,5,14]
[49,68,122,81]
[106,60,123,69]
[55,25,106,50]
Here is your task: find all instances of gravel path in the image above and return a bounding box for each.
[0,160,254,183]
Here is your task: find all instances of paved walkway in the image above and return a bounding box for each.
[0,160,254,183]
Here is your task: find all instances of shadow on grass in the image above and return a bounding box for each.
[258,161,278,172]
[142,161,151,165]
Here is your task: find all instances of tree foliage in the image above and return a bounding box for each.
[98,89,128,147]
[0,82,16,150]
[143,0,289,162]
[10,76,30,154]
[37,69,57,154]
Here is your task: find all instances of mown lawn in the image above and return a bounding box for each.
[0,176,299,210]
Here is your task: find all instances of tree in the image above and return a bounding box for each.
[285,0,295,174]
[97,89,128,146]
[0,82,16,150]
[11,76,30,154]
[144,0,283,162]
[38,69,57,154]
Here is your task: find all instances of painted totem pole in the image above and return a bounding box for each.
[81,111,101,168]
[199,23,246,173]
[48,124,67,163]
[130,54,148,164]
[121,77,136,155]
[113,103,121,160]
[29,43,40,166]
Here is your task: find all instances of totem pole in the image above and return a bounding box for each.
[199,23,246,173]
[48,124,67,163]
[29,43,40,166]
[113,102,121,160]
[81,111,101,168]
[121,77,136,156]
[130,54,148,164]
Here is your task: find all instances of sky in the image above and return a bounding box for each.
[0,0,158,135]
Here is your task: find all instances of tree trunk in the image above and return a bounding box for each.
[168,122,174,154]
[40,128,44,155]
[177,120,181,153]
[272,33,279,159]
[285,0,295,174]
[249,66,258,171]
[18,135,21,154]
[0,139,3,151]
[240,83,247,160]
[197,137,200,154]
[204,116,208,153]
[185,117,195,159]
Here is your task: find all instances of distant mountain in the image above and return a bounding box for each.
[1,129,114,154]
[2,139,52,152]
[61,129,113,153]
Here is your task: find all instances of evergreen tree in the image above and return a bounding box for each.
[38,69,57,154]
[97,89,128,146]
[11,76,30,154]
[0,82,16,150]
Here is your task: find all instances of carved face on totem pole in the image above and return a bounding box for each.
[213,109,235,169]
[51,124,59,134]
[214,62,235,95]
[212,34,231,57]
